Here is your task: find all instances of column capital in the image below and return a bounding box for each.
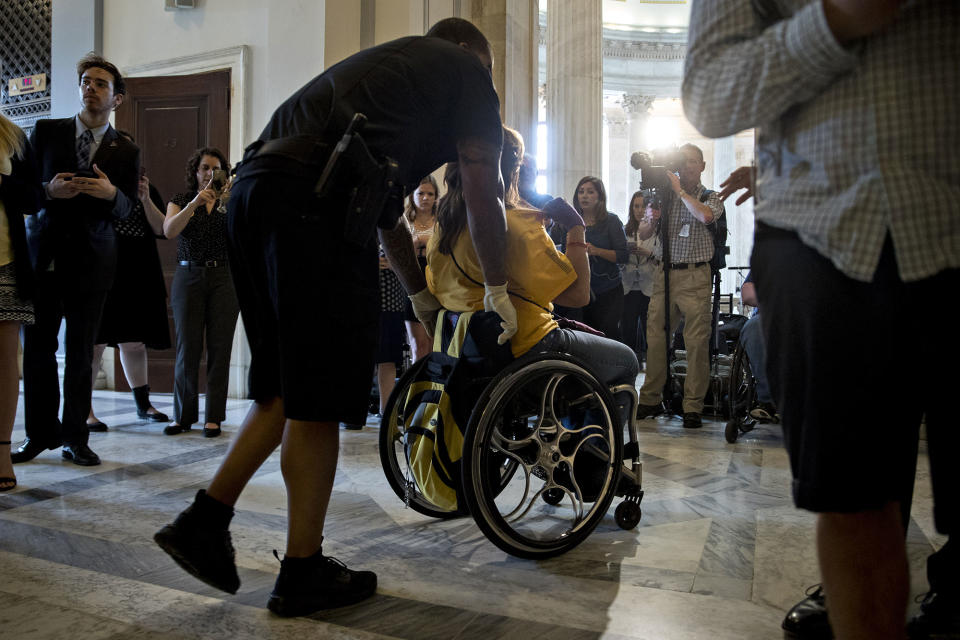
[603,112,629,137]
[622,93,656,117]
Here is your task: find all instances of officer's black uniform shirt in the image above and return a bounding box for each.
[259,36,503,192]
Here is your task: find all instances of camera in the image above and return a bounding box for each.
[630,147,685,192]
[210,169,228,193]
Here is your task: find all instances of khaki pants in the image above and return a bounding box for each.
[637,263,712,413]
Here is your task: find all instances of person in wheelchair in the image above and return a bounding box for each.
[425,125,639,391]
[739,272,776,421]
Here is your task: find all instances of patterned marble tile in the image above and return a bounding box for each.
[0,388,945,640]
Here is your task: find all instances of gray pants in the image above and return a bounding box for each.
[170,264,239,426]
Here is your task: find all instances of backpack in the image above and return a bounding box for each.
[401,310,513,511]
[699,189,728,272]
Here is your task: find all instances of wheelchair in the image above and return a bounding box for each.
[379,316,645,560]
[723,339,778,443]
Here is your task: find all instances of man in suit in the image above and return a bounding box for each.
[11,54,140,467]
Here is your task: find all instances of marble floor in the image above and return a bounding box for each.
[0,384,945,640]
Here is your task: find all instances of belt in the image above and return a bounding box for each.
[179,260,226,268]
[656,260,708,270]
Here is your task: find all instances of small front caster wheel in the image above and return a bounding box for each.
[615,500,642,530]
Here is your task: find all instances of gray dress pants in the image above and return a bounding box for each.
[170,263,239,426]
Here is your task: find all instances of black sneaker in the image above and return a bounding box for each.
[682,412,702,429]
[782,584,833,640]
[907,590,960,639]
[154,493,240,594]
[636,403,663,420]
[267,548,377,616]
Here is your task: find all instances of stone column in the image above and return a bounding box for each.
[604,110,630,218]
[469,0,539,151]
[622,93,655,194]
[545,0,602,202]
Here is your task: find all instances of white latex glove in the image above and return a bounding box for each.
[408,288,443,338]
[483,283,518,346]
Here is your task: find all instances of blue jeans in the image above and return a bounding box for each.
[739,313,771,403]
[532,328,639,387]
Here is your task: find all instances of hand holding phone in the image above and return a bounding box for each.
[211,169,228,193]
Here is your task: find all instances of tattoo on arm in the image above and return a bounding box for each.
[378,223,427,294]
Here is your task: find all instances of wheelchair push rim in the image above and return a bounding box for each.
[461,354,623,559]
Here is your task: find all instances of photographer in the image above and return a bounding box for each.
[635,143,724,429]
[162,147,239,438]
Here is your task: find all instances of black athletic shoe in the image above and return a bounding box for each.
[267,548,377,617]
[782,584,833,640]
[154,493,239,594]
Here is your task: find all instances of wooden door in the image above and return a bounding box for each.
[114,70,231,393]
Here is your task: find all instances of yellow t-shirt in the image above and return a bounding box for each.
[426,207,577,358]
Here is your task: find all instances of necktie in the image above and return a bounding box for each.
[76,129,94,172]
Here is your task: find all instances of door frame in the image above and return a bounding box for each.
[112,46,252,399]
[124,46,250,167]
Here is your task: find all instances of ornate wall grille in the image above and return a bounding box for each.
[1,0,52,135]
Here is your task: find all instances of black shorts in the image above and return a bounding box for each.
[752,223,958,534]
[226,151,379,425]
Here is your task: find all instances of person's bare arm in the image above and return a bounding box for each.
[378,222,426,295]
[458,137,506,286]
[553,226,590,307]
[668,172,714,224]
[140,177,166,236]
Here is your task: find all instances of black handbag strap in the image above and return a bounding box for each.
[449,251,552,315]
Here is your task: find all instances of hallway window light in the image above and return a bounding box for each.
[645,116,679,151]
[536,122,548,194]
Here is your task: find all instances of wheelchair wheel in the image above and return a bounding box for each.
[614,500,642,530]
[725,343,756,443]
[379,359,462,519]
[724,419,740,444]
[461,354,623,559]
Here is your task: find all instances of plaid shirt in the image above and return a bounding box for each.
[653,183,724,264]
[683,0,959,282]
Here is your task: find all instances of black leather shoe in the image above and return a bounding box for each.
[682,412,703,429]
[10,437,57,464]
[138,409,170,422]
[61,443,101,466]
[87,420,108,432]
[164,423,190,436]
[782,585,833,640]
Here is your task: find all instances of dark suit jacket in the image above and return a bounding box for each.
[0,133,43,300]
[26,117,140,293]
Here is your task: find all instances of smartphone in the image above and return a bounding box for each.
[71,169,97,180]
[211,169,228,192]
